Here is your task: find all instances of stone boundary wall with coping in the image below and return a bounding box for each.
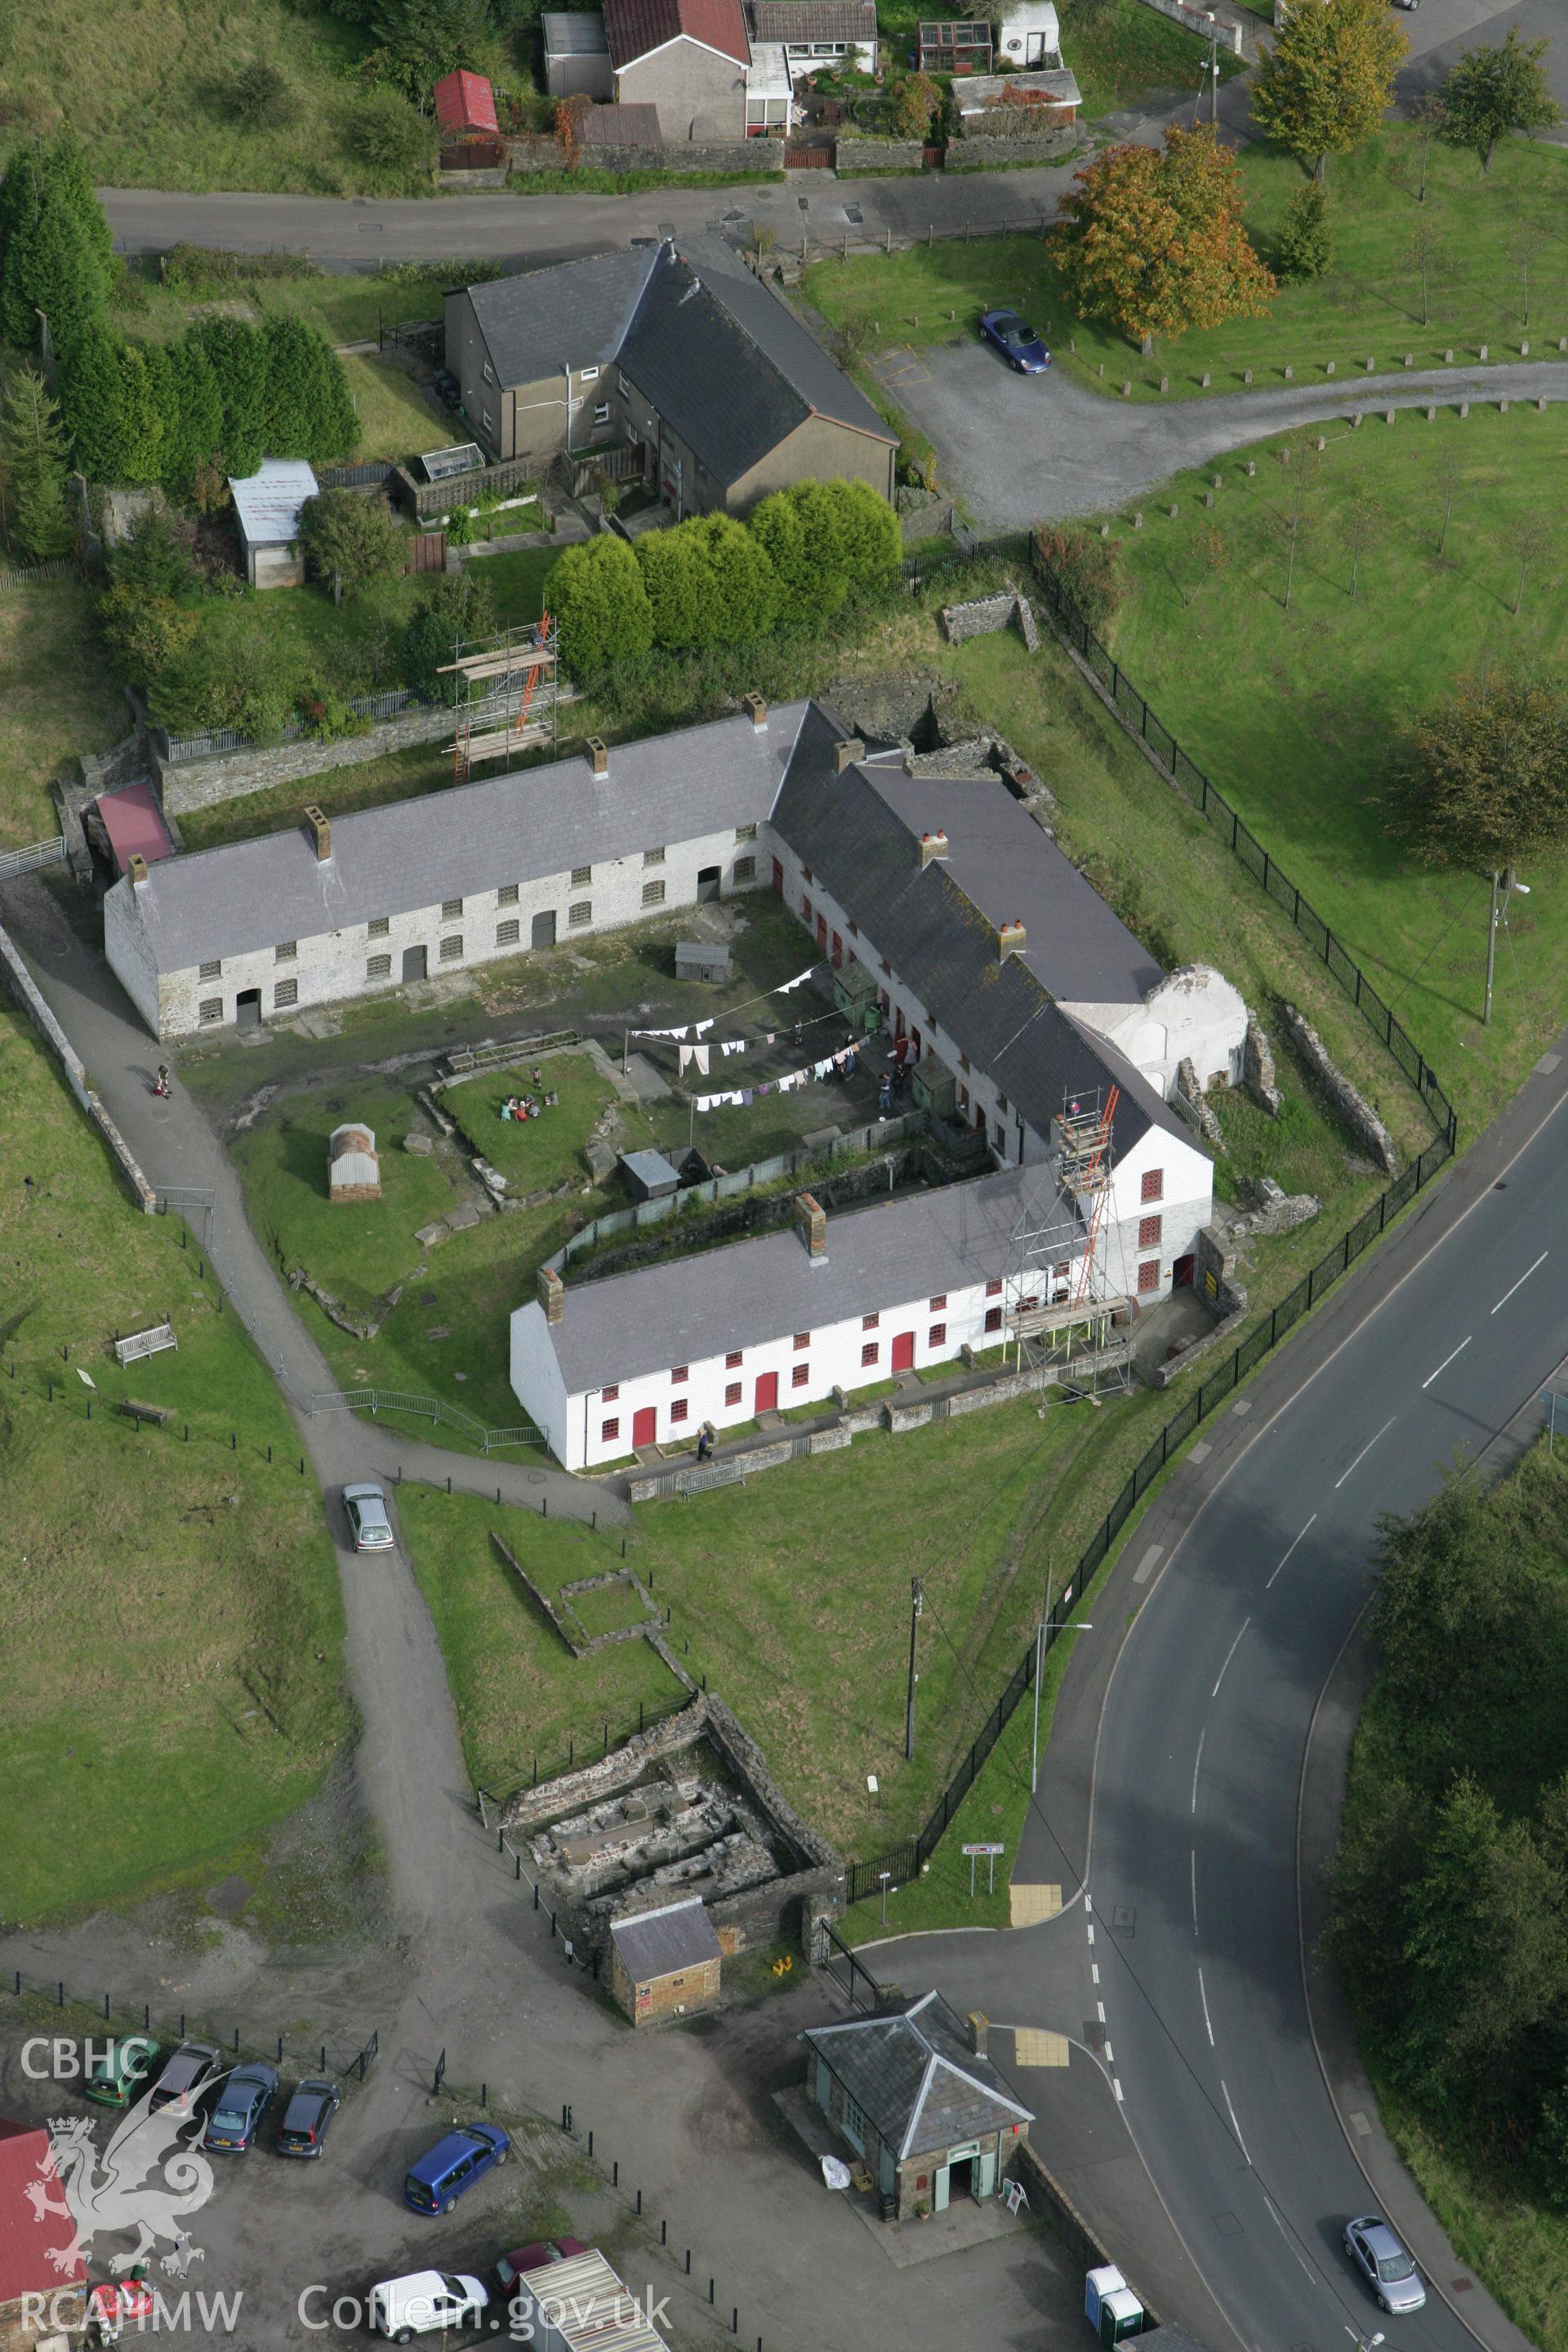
[1133,0,1243,52]
[0,915,158,1214]
[833,134,925,172]
[1280,1003,1398,1174]
[154,702,453,817]
[948,125,1080,166]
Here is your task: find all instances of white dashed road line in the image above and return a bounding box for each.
[1492,1250,1548,1314]
[1334,1416,1396,1490]
[1211,1617,1250,1699]
[1267,1512,1316,1588]
[1422,1335,1471,1389]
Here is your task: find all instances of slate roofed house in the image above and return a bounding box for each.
[751,0,878,78]
[543,10,614,97]
[604,0,755,137]
[433,67,499,136]
[0,2115,87,2347]
[444,238,896,508]
[803,1995,1031,2218]
[609,1895,724,2025]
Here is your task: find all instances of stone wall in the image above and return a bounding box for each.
[948,123,1080,166]
[834,133,924,172]
[0,914,158,1214]
[1244,1009,1282,1116]
[939,586,1039,648]
[508,135,784,175]
[1280,1003,1398,1174]
[155,702,452,817]
[1132,0,1243,52]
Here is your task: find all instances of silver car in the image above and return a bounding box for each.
[344,1482,394,1551]
[1344,2216,1427,2313]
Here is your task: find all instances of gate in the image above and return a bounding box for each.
[923,142,946,168]
[404,530,448,576]
[785,142,835,168]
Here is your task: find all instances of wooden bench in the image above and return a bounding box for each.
[120,1398,172,1426]
[114,1322,177,1368]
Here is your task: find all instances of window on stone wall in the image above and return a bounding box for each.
[368,915,390,938]
[568,901,591,929]
[1142,1167,1165,1203]
[571,864,591,888]
[275,940,297,963]
[733,857,755,883]
[672,1365,688,1384]
[497,884,519,906]
[602,1418,619,1444]
[274,978,298,1009]
[1138,1213,1163,1251]
[861,1342,879,1367]
[985,1305,1003,1334]
[643,881,666,908]
[929,1294,947,1312]
[986,1279,1003,1298]
[724,1382,742,1406]
[1138,1258,1160,1293]
[198,997,223,1023]
[441,898,462,920]
[735,823,757,843]
[367,955,391,981]
[792,1364,809,1387]
[644,847,666,867]
[496,920,520,948]
[670,1397,688,1423]
[862,1312,880,1330]
[794,1332,809,1350]
[929,1322,947,1348]
[198,958,221,982]
[439,936,463,962]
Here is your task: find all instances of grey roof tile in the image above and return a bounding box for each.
[610,1897,723,1979]
[751,0,876,38]
[464,247,658,385]
[804,1991,1032,2157]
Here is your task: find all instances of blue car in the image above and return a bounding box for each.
[202,2062,278,2154]
[980,309,1051,374]
[404,2123,510,2215]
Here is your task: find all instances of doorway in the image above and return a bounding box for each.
[1026,29,1045,61]
[631,1405,657,1450]
[532,910,557,951]
[697,866,721,903]
[401,945,427,983]
[235,988,261,1029]
[891,1332,915,1374]
[1173,1254,1196,1289]
[755,1371,778,1414]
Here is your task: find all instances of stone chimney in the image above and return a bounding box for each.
[920,830,950,869]
[968,2010,989,2060]
[304,804,332,862]
[742,692,768,733]
[796,1191,826,1260]
[998,919,1027,960]
[586,736,609,780]
[128,853,149,889]
[537,1266,564,1325]
[833,739,860,774]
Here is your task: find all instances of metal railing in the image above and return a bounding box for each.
[310,1384,541,1454]
[0,835,67,881]
[476,1690,695,1817]
[162,687,437,764]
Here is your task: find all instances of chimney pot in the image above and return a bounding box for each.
[128,853,149,889]
[796,1190,827,1260]
[586,736,609,780]
[920,829,950,870]
[833,739,860,774]
[968,2010,989,2060]
[742,692,768,732]
[537,1266,564,1325]
[998,919,1027,960]
[304,804,332,862]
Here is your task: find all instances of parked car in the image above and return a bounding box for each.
[403,2123,510,2215]
[146,2040,223,2117]
[1343,2216,1427,2313]
[1389,0,1419,11]
[203,2060,278,2153]
[345,1482,394,1551]
[276,2076,341,2158]
[368,2270,490,2341]
[85,2036,162,2109]
[492,2238,586,2296]
[979,309,1051,374]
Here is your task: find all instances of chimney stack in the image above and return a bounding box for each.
[128,853,149,889]
[998,918,1027,960]
[919,830,950,869]
[968,2010,989,2060]
[796,1191,826,1260]
[304,804,332,862]
[586,736,609,781]
[537,1266,564,1325]
[742,693,768,733]
[833,739,860,774]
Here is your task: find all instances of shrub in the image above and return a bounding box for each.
[98,584,201,690]
[109,511,189,599]
[1034,524,1123,633]
[298,488,403,601]
[228,57,296,127]
[692,513,781,644]
[400,566,497,702]
[550,533,653,675]
[884,71,938,143]
[191,317,269,477]
[262,316,359,462]
[351,89,439,173]
[635,526,711,651]
[1275,180,1334,281]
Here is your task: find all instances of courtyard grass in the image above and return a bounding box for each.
[0,1004,347,1923]
[443,1050,619,1189]
[0,577,127,850]
[1104,403,1568,1132]
[805,127,1568,404]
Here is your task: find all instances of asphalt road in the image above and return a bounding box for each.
[1090,1071,1568,2352]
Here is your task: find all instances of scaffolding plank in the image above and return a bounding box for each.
[438,646,555,679]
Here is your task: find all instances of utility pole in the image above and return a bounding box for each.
[904,1577,924,1762]
[1483,868,1500,1026]
[1031,1552,1054,1795]
[1210,36,1218,127]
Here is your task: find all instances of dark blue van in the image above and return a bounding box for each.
[403,2123,510,2214]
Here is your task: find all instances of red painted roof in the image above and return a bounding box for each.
[98,781,175,878]
[604,0,750,69]
[434,69,499,134]
[0,2118,86,2305]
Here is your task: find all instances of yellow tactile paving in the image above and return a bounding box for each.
[1014,2029,1071,2069]
[1009,1882,1062,1927]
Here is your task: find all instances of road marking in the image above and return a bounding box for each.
[1098,2001,1106,2023]
[1334,1416,1396,1489]
[1113,2078,1124,2102]
[1422,1334,1472,1388]
[1134,1543,1164,1585]
[1009,1882,1061,1927]
[1091,1962,1099,1984]
[1191,1726,1205,1814]
[1191,1846,1199,1935]
[1348,2109,1372,2138]
[1198,1966,1214,2046]
[1211,1617,1250,1698]
[1104,2042,1114,2063]
[1086,1924,1094,1944]
[1491,1250,1548,1314]
[1013,2028,1070,2067]
[1263,2193,1317,2283]
[1267,1512,1316,1588]
[1221,2078,1251,2165]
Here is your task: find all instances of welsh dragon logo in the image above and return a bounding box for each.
[26,2097,217,2277]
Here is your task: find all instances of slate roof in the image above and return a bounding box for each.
[773,703,1191,1160]
[116,703,809,976]
[228,457,318,547]
[580,99,663,142]
[751,0,876,40]
[804,1992,1032,2160]
[541,1162,1066,1392]
[604,0,751,67]
[544,7,610,51]
[611,1896,723,1980]
[462,246,658,385]
[862,766,1162,1010]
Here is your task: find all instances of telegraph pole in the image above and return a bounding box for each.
[904,1578,924,1761]
[1483,868,1500,1026]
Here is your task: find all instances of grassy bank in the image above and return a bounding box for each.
[0,577,126,850]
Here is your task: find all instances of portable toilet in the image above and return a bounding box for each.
[1100,2288,1145,2346]
[1085,2267,1125,2332]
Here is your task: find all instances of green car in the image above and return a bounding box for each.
[85,2036,163,2109]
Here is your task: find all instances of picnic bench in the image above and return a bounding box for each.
[120,1398,172,1426]
[114,1321,177,1368]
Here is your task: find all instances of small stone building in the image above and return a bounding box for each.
[329,1122,381,1201]
[609,1895,724,2026]
[803,1993,1031,2219]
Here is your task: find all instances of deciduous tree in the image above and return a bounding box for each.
[1394,670,1568,873]
[1440,27,1558,175]
[297,488,403,603]
[1336,491,1380,597]
[1250,0,1406,181]
[1053,126,1275,354]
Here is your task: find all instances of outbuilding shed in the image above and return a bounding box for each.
[229,457,319,589]
[674,940,733,983]
[434,67,499,135]
[620,1147,682,1201]
[329,1122,381,1200]
[609,1895,724,2025]
[543,8,615,96]
[0,2115,87,2346]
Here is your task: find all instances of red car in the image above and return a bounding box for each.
[89,2274,154,2343]
[493,2238,586,2296]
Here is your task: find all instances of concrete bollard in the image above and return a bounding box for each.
[1443,348,1453,363]
[1539,398,1548,412]
[1098,361,1104,376]
[1478,343,1487,360]
[1426,406,1437,421]
[1351,412,1364,429]
[1100,521,1111,537]
[1200,371,1210,387]
[1244,367,1253,383]
[1159,375,1169,393]
[1245,459,1256,476]
[1211,474,1222,489]
[1281,364,1292,379]
[1404,354,1413,368]
[1168,503,1179,519]
[1458,401,1468,417]
[1384,408,1396,424]
[1559,336,1566,353]
[1133,511,1143,528]
[1365,356,1374,372]
[1521,341,1529,357]
[1499,396,1508,413]
[1325,359,1334,376]
[1315,434,1325,452]
[1204,490,1215,507]
[1121,379,1131,397]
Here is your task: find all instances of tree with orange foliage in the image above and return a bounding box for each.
[1053,125,1276,357]
[554,91,593,168]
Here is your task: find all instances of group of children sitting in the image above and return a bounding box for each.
[499,1068,559,1122]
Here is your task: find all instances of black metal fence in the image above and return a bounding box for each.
[475,1689,696,1819]
[817,1918,884,2008]
[5,1968,378,2084]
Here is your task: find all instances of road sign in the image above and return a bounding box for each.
[962,1842,1005,1855]
[963,1842,1004,1896]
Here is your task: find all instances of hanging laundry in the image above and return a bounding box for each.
[695,1018,715,1036]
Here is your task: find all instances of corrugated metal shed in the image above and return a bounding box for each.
[545,7,611,48]
[611,1896,723,1980]
[228,458,318,550]
[434,68,499,134]
[511,2248,673,2352]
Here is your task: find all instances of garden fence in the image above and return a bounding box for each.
[0,553,80,591]
[0,835,67,881]
[317,461,397,490]
[4,1967,378,2085]
[475,1688,697,1820]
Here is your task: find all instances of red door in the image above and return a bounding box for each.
[831,930,843,969]
[755,1372,779,1414]
[816,913,827,954]
[891,1333,915,1374]
[632,1405,657,1450]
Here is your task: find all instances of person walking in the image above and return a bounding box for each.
[696,1426,712,1464]
[154,1063,172,1098]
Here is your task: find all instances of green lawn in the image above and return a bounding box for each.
[342,354,448,464]
[445,1051,618,1189]
[113,264,450,351]
[868,0,1236,113]
[806,127,1568,401]
[0,577,127,850]
[0,1004,346,1923]
[1107,404,1568,1131]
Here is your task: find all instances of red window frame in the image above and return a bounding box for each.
[724,1382,742,1406]
[793,1331,810,1351]
[862,1342,879,1367]
[1142,1167,1165,1204]
[671,1365,688,1385]
[725,1351,742,1369]
[1137,1258,1160,1294]
[929,1294,947,1312]
[601,1418,619,1443]
[929,1322,947,1348]
[792,1364,809,1388]
[602,1383,619,1403]
[670,1396,690,1422]
[1138,1213,1163,1251]
[862,1312,880,1331]
[986,1279,1003,1298]
[984,1306,1003,1334]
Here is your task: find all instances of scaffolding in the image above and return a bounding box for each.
[441,614,559,786]
[1004,1086,1134,1402]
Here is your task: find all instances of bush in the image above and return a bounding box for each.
[150,618,294,741]
[262,316,359,463]
[884,71,939,143]
[550,534,653,675]
[98,584,202,691]
[351,89,439,173]
[400,566,497,702]
[298,488,403,601]
[1275,180,1334,281]
[109,511,189,599]
[1034,523,1123,633]
[228,57,296,127]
